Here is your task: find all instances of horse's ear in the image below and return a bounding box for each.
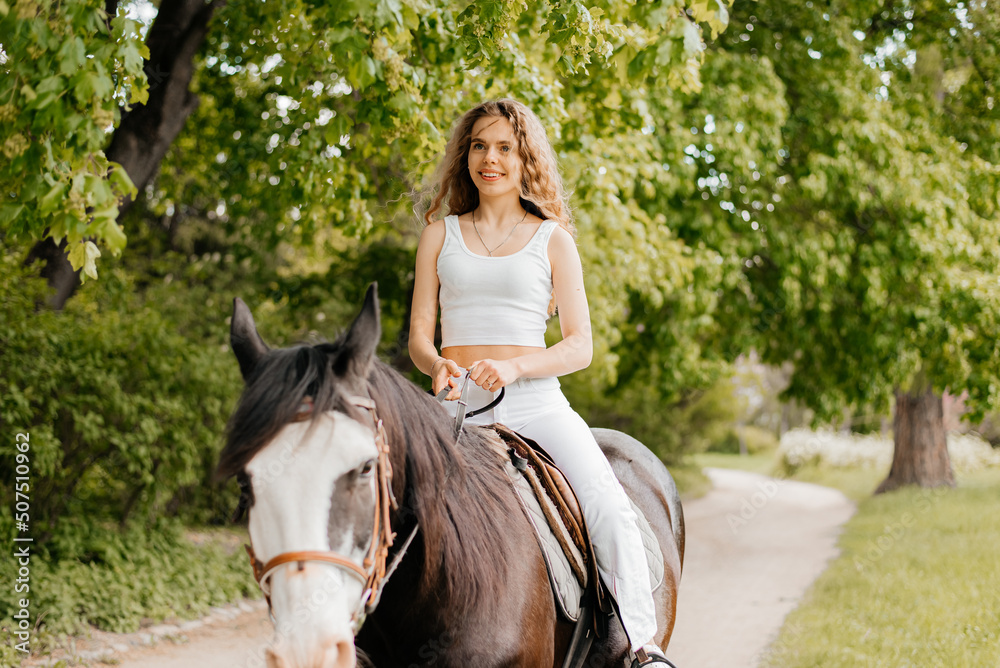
[231,298,269,380]
[333,283,380,379]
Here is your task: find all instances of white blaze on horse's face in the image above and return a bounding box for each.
[246,410,378,668]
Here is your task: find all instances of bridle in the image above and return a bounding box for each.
[243,394,418,634]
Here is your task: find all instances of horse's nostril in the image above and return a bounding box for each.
[265,647,290,668]
[326,637,355,668]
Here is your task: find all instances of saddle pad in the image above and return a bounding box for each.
[498,446,664,621]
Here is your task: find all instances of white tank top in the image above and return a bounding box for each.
[437,214,558,348]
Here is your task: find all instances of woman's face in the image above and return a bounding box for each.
[467,115,523,199]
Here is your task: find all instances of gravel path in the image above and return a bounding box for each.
[69,466,853,668]
[666,467,856,667]
[113,607,273,668]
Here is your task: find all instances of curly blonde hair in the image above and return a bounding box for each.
[423,99,574,235]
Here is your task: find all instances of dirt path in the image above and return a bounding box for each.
[666,467,856,667]
[60,467,852,668]
[112,606,274,668]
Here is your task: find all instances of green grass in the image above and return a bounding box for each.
[689,452,1000,665]
[761,468,1000,667]
[691,451,778,476]
[779,463,887,503]
[691,451,887,502]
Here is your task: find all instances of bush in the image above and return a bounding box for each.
[0,250,244,533]
[777,428,1000,474]
[0,516,257,636]
[707,425,779,454]
[565,373,755,463]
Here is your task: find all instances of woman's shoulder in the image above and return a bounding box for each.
[418,218,448,249]
[545,223,579,263]
[544,221,574,245]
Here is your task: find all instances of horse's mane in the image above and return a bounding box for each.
[366,362,516,608]
[218,337,515,611]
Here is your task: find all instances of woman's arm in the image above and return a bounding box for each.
[468,225,593,388]
[408,221,463,394]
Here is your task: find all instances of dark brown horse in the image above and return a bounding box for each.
[218,285,683,668]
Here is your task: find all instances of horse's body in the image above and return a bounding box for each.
[219,286,683,668]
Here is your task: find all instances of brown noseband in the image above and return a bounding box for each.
[244,395,402,632]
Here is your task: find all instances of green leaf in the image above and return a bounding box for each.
[0,204,25,225]
[67,239,101,281]
[95,218,127,254]
[36,75,66,95]
[682,19,702,56]
[58,37,87,76]
[119,40,148,75]
[39,182,68,215]
[375,0,403,27]
[108,163,138,199]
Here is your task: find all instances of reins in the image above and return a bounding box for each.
[435,369,506,435]
[244,394,418,634]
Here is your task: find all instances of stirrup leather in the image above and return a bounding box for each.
[631,647,678,668]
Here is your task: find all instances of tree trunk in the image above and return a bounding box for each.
[29,0,220,309]
[106,0,219,207]
[23,237,80,309]
[875,384,955,494]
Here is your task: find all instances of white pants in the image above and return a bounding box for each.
[443,375,658,650]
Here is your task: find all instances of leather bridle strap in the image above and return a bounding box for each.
[256,551,368,591]
[467,386,505,419]
[243,393,408,633]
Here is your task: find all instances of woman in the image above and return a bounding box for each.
[408,99,670,666]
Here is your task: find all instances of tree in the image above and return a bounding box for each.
[621,0,999,491]
[2,0,743,539]
[2,0,730,309]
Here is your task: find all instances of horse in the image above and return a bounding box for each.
[217,284,684,668]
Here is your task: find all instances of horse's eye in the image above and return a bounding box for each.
[359,459,376,477]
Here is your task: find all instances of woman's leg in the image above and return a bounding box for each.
[439,376,659,649]
[513,393,658,651]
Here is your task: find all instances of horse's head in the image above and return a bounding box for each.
[219,285,385,668]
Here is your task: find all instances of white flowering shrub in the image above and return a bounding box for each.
[778,428,1000,472]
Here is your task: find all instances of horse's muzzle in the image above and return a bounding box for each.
[265,635,355,668]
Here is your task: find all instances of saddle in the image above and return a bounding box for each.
[490,424,606,617]
[439,383,663,664]
[487,424,667,668]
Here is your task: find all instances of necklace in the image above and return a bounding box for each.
[472,207,528,257]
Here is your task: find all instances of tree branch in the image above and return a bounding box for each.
[31,0,222,309]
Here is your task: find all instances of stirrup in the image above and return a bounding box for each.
[631,646,678,668]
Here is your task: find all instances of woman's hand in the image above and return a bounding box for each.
[432,357,464,400]
[469,359,519,392]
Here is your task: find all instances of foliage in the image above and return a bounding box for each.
[0,243,245,531]
[1,0,730,279]
[0,0,147,278]
[709,425,778,455]
[0,516,256,636]
[565,372,750,462]
[621,0,1000,424]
